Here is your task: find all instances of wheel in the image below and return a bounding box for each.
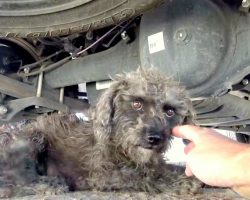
[0,0,163,38]
[236,133,250,143]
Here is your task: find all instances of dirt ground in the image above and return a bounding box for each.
[7,189,246,200]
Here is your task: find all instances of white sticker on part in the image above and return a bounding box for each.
[147,32,165,54]
[96,80,112,90]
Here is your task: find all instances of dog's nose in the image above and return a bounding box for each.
[147,134,162,146]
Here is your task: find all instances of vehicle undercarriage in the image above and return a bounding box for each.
[0,0,249,143]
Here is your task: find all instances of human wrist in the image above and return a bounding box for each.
[232,144,250,188]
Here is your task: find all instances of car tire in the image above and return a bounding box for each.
[0,0,163,38]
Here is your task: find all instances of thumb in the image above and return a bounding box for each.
[172,125,201,143]
[185,164,193,177]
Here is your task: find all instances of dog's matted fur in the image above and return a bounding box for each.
[0,67,202,197]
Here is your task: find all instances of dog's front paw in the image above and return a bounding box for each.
[171,175,203,195]
[0,132,14,150]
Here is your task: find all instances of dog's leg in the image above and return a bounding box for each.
[0,131,69,198]
[89,163,202,195]
[152,163,203,195]
[0,131,38,198]
[88,168,155,192]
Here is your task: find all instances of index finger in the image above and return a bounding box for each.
[172,125,202,143]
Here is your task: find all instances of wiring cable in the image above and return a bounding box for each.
[17,20,128,77]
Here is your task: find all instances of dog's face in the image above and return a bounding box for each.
[93,68,193,165]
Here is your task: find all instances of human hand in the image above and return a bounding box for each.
[172,125,250,188]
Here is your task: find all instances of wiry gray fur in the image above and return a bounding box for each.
[0,67,201,198]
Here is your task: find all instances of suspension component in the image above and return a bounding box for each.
[240,0,250,12]
[59,87,64,104]
[58,87,65,114]
[0,105,7,115]
[35,64,46,108]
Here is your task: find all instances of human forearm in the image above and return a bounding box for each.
[173,125,250,199]
[232,145,250,199]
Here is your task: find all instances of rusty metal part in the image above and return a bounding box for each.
[0,73,37,98]
[0,97,69,122]
[18,56,71,77]
[0,74,89,112]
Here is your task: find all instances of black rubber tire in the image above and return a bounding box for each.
[236,133,250,143]
[0,0,163,38]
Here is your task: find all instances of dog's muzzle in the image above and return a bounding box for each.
[140,125,167,150]
[147,131,163,146]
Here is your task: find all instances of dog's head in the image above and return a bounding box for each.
[93,67,193,164]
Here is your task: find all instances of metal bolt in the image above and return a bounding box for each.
[0,105,7,115]
[242,0,250,8]
[121,31,129,41]
[242,79,249,86]
[24,67,30,74]
[175,30,188,42]
[0,68,5,74]
[86,31,93,40]
[2,57,9,66]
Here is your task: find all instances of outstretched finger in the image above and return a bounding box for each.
[172,125,201,142]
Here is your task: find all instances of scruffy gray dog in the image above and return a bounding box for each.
[0,68,201,198]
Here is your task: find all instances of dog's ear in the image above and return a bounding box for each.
[182,105,195,145]
[183,109,195,125]
[182,99,196,125]
[92,80,127,144]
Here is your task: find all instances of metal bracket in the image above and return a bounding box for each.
[0,97,68,122]
[0,73,89,113]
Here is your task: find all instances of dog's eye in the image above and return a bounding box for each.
[163,105,175,117]
[132,101,143,111]
[165,109,175,117]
